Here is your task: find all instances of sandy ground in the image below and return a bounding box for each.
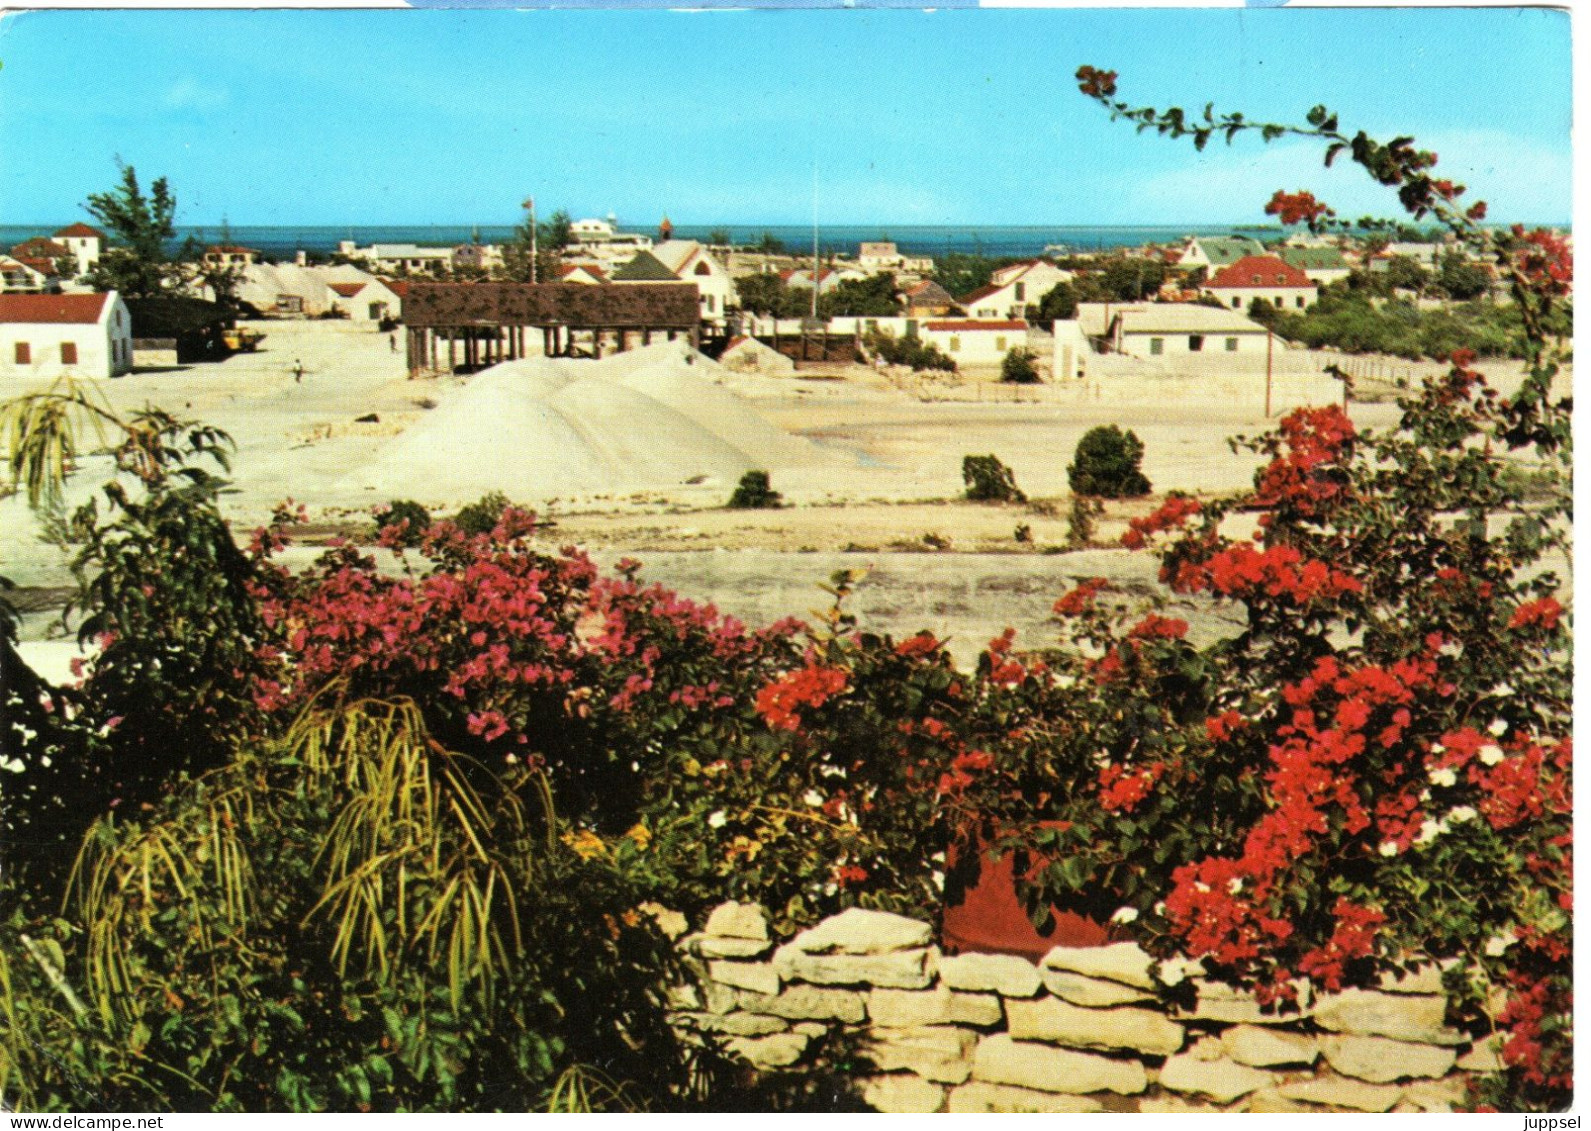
[2,319,1569,663]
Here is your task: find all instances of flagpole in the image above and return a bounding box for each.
[810,165,819,325]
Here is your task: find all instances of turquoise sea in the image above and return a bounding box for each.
[0,223,1287,262]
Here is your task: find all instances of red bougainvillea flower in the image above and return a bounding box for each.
[755,664,849,731]
[1509,597,1564,632]
[1054,577,1110,616]
[1075,65,1117,99]
[1265,189,1335,227]
[1122,495,1201,550]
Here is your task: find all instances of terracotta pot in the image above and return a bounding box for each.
[941,829,1113,960]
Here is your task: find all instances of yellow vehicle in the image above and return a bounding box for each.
[222,327,266,352]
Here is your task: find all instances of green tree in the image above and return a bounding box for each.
[1067,425,1151,498]
[816,273,901,318]
[1029,281,1077,323]
[733,273,805,318]
[1435,251,1492,301]
[932,253,1005,300]
[82,165,183,298]
[501,207,574,283]
[756,231,786,255]
[708,228,732,247]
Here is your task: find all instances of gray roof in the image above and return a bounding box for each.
[1075,301,1267,337]
[1195,236,1267,266]
[1278,247,1349,271]
[611,250,681,282]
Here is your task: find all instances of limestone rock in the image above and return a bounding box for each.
[1177,978,1313,1025]
[861,1025,977,1084]
[701,980,739,1015]
[725,1031,810,1070]
[949,1082,1104,1113]
[637,901,690,940]
[1246,1089,1309,1114]
[786,908,931,954]
[868,986,1002,1028]
[704,901,770,941]
[1313,987,1465,1044]
[1004,996,1184,1056]
[791,1021,828,1039]
[1278,1076,1405,1112]
[680,1010,788,1037]
[1140,1095,1232,1113]
[860,1074,945,1114]
[736,984,866,1023]
[666,982,702,1011]
[972,1034,1148,1095]
[938,952,1043,997]
[1040,942,1157,989]
[1042,969,1157,1007]
[774,943,936,989]
[708,959,780,997]
[1456,1033,1506,1073]
[1377,961,1453,995]
[1158,1052,1276,1102]
[686,933,774,960]
[1220,1024,1319,1067]
[1404,1077,1468,1112]
[1319,1034,1458,1083]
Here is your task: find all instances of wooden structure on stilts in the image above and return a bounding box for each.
[402,283,702,375]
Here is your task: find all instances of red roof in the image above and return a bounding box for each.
[12,238,70,259]
[558,263,607,281]
[15,257,59,276]
[384,279,411,297]
[925,320,1026,332]
[53,223,105,240]
[328,282,367,298]
[1207,255,1314,289]
[0,293,111,324]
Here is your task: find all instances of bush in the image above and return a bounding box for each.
[867,332,956,373]
[1000,348,1040,384]
[727,470,782,509]
[962,454,1027,503]
[453,490,511,536]
[1067,425,1151,498]
[374,498,431,545]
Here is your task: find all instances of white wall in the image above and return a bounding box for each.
[0,295,131,379]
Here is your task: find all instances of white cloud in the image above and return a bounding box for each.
[162,78,230,112]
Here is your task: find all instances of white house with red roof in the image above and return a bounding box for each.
[918,319,1029,367]
[325,277,405,322]
[961,260,1073,320]
[53,223,105,277]
[0,256,56,294]
[1205,255,1320,312]
[0,292,132,378]
[556,263,609,285]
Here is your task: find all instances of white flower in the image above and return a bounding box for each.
[1415,818,1446,845]
[1110,906,1140,925]
[1194,881,1211,893]
[1479,743,1506,766]
[1439,640,1463,658]
[1429,743,1445,755]
[1227,877,1244,895]
[1488,718,1509,737]
[1378,842,1399,857]
[803,789,824,808]
[707,810,727,829]
[1447,806,1479,824]
[1427,766,1457,788]
[1153,901,1168,917]
[1492,683,1515,697]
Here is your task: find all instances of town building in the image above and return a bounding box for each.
[1205,255,1320,311]
[651,240,736,324]
[779,265,868,294]
[1277,246,1352,286]
[918,319,1027,367]
[339,241,453,275]
[327,277,405,322]
[1073,302,1273,360]
[0,255,57,293]
[53,223,105,277]
[903,280,956,317]
[961,260,1075,319]
[203,245,263,268]
[1177,235,1268,271]
[856,241,934,275]
[0,291,133,378]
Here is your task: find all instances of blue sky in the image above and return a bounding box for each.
[0,7,1571,228]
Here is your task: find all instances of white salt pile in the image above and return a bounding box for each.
[346,341,822,504]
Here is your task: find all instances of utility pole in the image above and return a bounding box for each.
[523,197,537,284]
[810,165,820,327]
[1266,328,1274,418]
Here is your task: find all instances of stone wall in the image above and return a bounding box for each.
[668,904,1501,1113]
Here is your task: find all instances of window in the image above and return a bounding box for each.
[1149,337,1164,356]
[1231,298,1241,309]
[1014,282,1025,302]
[1225,337,1239,352]
[1188,335,1204,352]
[61,342,77,365]
[694,262,711,276]
[704,294,715,313]
[14,342,29,364]
[948,336,961,352]
[1297,296,1306,308]
[995,336,1007,351]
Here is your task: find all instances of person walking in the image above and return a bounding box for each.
[293,359,304,383]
